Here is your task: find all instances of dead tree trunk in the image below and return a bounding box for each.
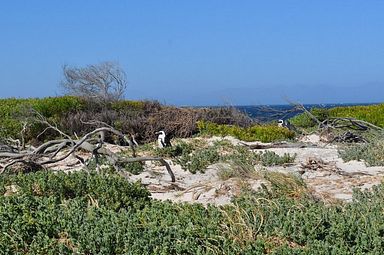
[0,127,175,182]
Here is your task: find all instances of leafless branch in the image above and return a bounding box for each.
[61,61,127,103]
[0,123,175,181]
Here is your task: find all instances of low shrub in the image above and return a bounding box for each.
[197,121,295,142]
[153,141,194,158]
[329,104,384,128]
[289,107,330,129]
[0,171,150,210]
[110,100,145,111]
[0,97,256,145]
[124,162,145,175]
[258,150,296,167]
[0,96,85,139]
[223,146,296,167]
[175,146,221,174]
[199,106,253,127]
[339,140,384,166]
[2,171,384,253]
[170,140,296,174]
[290,103,384,129]
[86,156,144,175]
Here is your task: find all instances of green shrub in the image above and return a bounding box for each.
[289,110,320,129]
[124,162,145,175]
[32,96,85,118]
[224,146,296,167]
[339,140,384,166]
[172,141,296,174]
[175,146,221,173]
[311,108,330,122]
[258,150,296,167]
[290,103,384,129]
[2,171,384,253]
[153,141,194,158]
[110,100,145,111]
[197,121,295,142]
[88,157,144,176]
[223,145,261,165]
[329,104,384,127]
[0,171,150,210]
[0,96,85,140]
[0,97,258,145]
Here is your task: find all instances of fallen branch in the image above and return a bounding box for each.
[321,117,383,132]
[289,101,383,143]
[241,142,318,149]
[0,118,175,181]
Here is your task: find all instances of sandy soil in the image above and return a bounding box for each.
[48,135,384,205]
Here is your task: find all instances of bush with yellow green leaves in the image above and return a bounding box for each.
[290,103,384,129]
[197,120,295,142]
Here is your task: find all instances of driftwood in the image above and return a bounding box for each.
[319,118,382,144]
[320,117,383,132]
[0,121,175,182]
[300,157,372,177]
[290,102,383,143]
[289,102,322,126]
[300,157,339,172]
[241,142,318,150]
[332,131,367,143]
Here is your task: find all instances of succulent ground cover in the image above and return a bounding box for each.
[147,139,296,174]
[197,120,295,142]
[1,170,384,254]
[339,139,384,166]
[1,97,384,254]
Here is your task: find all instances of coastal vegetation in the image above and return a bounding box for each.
[1,94,384,254]
[290,103,384,129]
[289,104,384,166]
[2,170,384,254]
[150,139,296,174]
[197,120,295,142]
[0,97,287,144]
[339,139,384,166]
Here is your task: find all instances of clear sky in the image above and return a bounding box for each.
[1,1,383,106]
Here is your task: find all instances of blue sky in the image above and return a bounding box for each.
[0,1,383,105]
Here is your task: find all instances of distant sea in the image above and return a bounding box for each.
[234,103,375,123]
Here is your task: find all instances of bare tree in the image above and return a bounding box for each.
[61,61,127,102]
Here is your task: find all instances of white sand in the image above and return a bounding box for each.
[48,135,384,205]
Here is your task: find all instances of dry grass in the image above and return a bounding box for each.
[263,171,309,199]
[219,198,278,249]
[217,161,261,181]
[262,235,305,253]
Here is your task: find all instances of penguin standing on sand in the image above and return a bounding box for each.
[155,131,172,148]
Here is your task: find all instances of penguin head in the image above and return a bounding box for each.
[155,131,166,136]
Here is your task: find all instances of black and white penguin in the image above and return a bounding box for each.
[155,131,172,148]
[277,119,297,132]
[277,119,285,128]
